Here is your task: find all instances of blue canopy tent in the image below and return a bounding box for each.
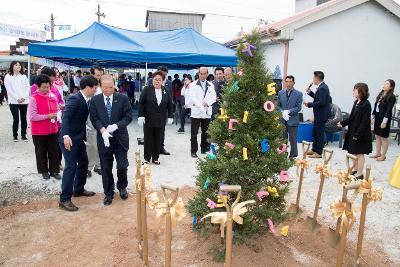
[27,22,237,68]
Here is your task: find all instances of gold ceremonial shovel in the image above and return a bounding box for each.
[220,185,242,267]
[288,141,312,215]
[327,153,358,248]
[160,183,180,267]
[306,148,334,232]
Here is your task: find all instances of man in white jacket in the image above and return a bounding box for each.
[187,67,216,158]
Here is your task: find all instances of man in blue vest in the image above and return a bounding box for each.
[277,75,303,159]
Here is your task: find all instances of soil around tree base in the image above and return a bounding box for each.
[0,187,394,267]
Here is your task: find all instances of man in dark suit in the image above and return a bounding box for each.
[211,67,225,120]
[59,75,99,212]
[90,75,133,206]
[277,75,303,159]
[157,65,172,155]
[304,71,332,158]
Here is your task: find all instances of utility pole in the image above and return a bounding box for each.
[50,13,55,41]
[95,4,106,23]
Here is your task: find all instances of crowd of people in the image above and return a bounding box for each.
[278,71,397,180]
[1,60,398,211]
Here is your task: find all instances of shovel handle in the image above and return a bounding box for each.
[365,165,371,180]
[346,153,358,172]
[323,148,334,164]
[344,183,361,190]
[220,185,242,209]
[161,183,179,207]
[302,141,312,159]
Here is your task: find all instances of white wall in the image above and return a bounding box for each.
[263,43,285,78]
[295,0,317,13]
[275,1,400,120]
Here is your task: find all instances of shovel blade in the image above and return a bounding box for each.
[305,216,321,232]
[327,227,341,248]
[288,203,302,215]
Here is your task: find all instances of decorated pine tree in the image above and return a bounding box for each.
[188,31,292,242]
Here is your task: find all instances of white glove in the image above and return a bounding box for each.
[57,111,62,122]
[102,130,112,147]
[106,124,118,133]
[86,125,92,131]
[167,118,173,125]
[138,117,145,126]
[282,110,290,121]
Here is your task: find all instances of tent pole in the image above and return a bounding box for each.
[67,66,71,90]
[28,56,31,94]
[144,62,148,90]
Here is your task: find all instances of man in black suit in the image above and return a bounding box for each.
[211,67,225,120]
[157,65,172,155]
[59,75,98,212]
[304,71,332,158]
[90,75,133,206]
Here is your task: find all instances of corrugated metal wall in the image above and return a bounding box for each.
[148,13,203,33]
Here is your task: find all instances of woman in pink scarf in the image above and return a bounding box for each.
[29,74,60,180]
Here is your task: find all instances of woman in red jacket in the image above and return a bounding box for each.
[29,74,60,180]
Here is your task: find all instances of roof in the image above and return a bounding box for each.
[145,10,206,27]
[27,22,236,68]
[225,0,400,47]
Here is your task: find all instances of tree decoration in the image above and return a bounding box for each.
[237,69,244,77]
[243,111,249,123]
[225,142,236,150]
[203,177,211,189]
[267,218,276,233]
[241,43,256,57]
[242,147,248,160]
[228,119,239,131]
[280,226,289,237]
[218,108,229,121]
[206,198,217,209]
[208,153,216,160]
[260,138,270,153]
[264,101,275,112]
[279,170,290,182]
[256,189,269,201]
[276,144,287,154]
[267,82,276,96]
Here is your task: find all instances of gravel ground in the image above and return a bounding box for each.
[0,103,399,264]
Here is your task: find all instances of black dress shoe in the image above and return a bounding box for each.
[351,171,357,175]
[191,153,198,158]
[355,174,364,180]
[73,190,96,197]
[104,196,113,206]
[93,168,102,175]
[87,170,92,177]
[152,160,160,165]
[119,189,128,200]
[160,148,170,155]
[42,173,50,180]
[177,128,185,133]
[59,200,79,212]
[50,173,61,180]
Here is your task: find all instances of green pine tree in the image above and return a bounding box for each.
[188,30,293,242]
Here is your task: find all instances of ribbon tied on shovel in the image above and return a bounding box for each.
[295,159,309,177]
[201,200,255,238]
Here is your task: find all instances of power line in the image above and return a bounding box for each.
[79,0,267,21]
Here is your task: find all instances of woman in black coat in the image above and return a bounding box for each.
[338,83,372,180]
[138,71,173,165]
[371,79,396,162]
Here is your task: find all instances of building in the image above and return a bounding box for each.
[145,10,205,33]
[226,0,400,119]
